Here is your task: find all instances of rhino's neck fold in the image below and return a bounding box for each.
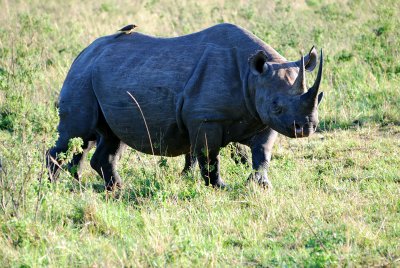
[244,70,263,123]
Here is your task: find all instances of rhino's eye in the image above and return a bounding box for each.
[272,101,283,114]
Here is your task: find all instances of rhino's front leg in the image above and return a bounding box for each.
[248,127,278,187]
[196,149,225,187]
[189,123,225,187]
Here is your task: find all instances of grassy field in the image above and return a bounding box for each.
[0,0,399,266]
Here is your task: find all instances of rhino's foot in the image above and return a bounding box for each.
[204,177,226,189]
[181,167,195,177]
[105,180,122,192]
[247,172,273,189]
[181,153,197,176]
[212,179,226,189]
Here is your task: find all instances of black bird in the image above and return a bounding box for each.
[118,24,138,35]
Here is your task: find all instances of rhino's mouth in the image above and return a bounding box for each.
[293,122,317,138]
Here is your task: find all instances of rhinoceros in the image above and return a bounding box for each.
[47,23,324,190]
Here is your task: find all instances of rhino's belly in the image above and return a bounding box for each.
[116,117,190,156]
[96,86,189,156]
[100,103,190,156]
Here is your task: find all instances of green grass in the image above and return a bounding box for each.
[0,0,399,266]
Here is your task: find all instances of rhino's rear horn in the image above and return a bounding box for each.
[301,49,323,108]
[290,56,306,95]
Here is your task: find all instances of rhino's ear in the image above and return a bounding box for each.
[303,46,318,72]
[249,50,268,75]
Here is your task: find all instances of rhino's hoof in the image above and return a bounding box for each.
[208,178,226,189]
[105,181,123,192]
[213,180,226,189]
[258,179,273,189]
[247,173,273,189]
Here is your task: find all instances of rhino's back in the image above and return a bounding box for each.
[132,23,263,50]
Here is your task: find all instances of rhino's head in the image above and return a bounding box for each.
[249,47,324,138]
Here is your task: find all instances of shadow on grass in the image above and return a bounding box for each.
[317,117,400,132]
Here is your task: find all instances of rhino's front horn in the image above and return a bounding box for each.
[300,49,323,108]
[290,55,306,95]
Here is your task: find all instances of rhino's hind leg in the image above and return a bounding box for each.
[68,139,96,181]
[181,153,197,175]
[47,137,96,181]
[47,92,99,182]
[90,132,125,191]
[47,139,69,182]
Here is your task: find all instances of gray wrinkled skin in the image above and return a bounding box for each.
[47,23,324,190]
